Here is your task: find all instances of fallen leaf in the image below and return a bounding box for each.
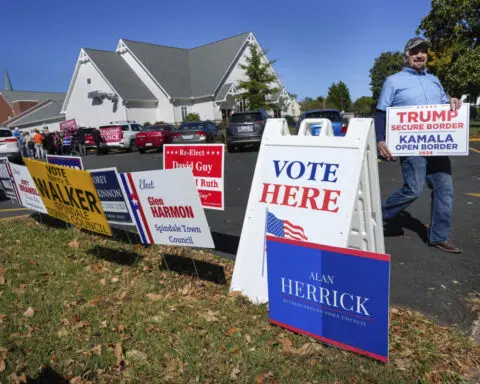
[255,371,274,383]
[84,344,102,356]
[0,266,5,285]
[146,293,163,301]
[100,320,107,328]
[23,307,34,318]
[72,321,90,330]
[0,359,4,373]
[228,291,244,298]
[278,337,297,354]
[226,327,242,336]
[68,240,79,249]
[70,377,82,384]
[111,277,119,283]
[200,310,220,323]
[99,279,106,286]
[126,349,148,363]
[245,334,252,344]
[114,343,123,361]
[230,366,241,380]
[296,342,324,356]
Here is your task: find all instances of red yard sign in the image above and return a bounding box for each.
[100,127,122,143]
[163,144,225,210]
[60,119,77,135]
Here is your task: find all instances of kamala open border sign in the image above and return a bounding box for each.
[266,235,391,362]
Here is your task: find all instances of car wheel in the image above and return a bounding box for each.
[128,140,137,152]
[139,148,146,154]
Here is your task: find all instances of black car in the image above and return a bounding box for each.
[226,110,269,152]
[171,121,223,144]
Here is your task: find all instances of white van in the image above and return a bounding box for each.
[99,121,143,152]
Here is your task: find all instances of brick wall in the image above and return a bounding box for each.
[0,95,14,124]
[12,101,38,115]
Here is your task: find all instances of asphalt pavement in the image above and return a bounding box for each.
[1,144,479,333]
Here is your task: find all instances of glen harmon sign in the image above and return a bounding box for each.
[267,235,390,362]
[386,103,469,156]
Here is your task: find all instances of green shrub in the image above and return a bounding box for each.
[183,113,201,122]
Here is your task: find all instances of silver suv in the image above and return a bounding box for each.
[99,121,144,152]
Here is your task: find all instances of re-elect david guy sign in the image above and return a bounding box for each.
[25,158,111,236]
[386,103,469,156]
[267,235,390,362]
[164,144,225,210]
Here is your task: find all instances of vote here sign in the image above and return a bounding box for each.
[163,144,225,210]
[386,103,470,156]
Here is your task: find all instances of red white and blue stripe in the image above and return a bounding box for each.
[266,211,308,241]
[120,172,154,244]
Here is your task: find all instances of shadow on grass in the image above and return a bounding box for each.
[384,211,428,243]
[26,365,68,383]
[211,231,239,255]
[161,253,227,284]
[87,246,142,266]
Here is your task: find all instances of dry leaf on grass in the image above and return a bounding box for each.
[0,348,6,372]
[230,366,241,380]
[255,371,274,384]
[68,240,79,249]
[146,293,163,301]
[23,307,34,318]
[111,277,119,283]
[199,310,220,322]
[126,349,148,364]
[226,327,242,336]
[0,265,5,285]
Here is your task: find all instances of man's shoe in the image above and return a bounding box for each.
[430,241,463,254]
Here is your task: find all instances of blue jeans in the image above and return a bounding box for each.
[382,156,453,244]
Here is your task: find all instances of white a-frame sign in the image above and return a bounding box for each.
[230,118,385,303]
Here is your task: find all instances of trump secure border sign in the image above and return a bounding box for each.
[25,158,111,236]
[267,235,390,362]
[386,103,469,156]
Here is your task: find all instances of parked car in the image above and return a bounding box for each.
[0,127,21,161]
[136,124,176,153]
[295,109,348,137]
[99,121,143,152]
[83,128,105,148]
[171,121,223,144]
[226,110,269,152]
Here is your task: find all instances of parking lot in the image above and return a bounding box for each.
[1,142,479,333]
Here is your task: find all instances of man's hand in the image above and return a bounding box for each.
[377,141,395,161]
[450,97,462,110]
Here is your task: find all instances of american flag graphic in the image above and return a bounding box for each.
[266,211,308,241]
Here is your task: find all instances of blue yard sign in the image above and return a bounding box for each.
[46,155,83,170]
[90,167,135,226]
[266,235,390,362]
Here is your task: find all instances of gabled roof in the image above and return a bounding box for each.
[7,99,64,127]
[122,32,250,98]
[0,90,65,105]
[84,49,156,101]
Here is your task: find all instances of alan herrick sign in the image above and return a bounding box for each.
[267,236,390,362]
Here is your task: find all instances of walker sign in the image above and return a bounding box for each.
[267,236,390,362]
[386,103,470,156]
[120,168,214,248]
[164,144,225,210]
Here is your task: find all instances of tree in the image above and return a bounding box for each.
[417,0,480,99]
[326,81,352,111]
[183,113,200,122]
[369,51,404,102]
[300,96,335,112]
[237,44,280,110]
[353,96,375,116]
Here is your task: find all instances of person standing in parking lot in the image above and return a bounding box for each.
[375,37,462,254]
[76,127,86,156]
[33,129,45,159]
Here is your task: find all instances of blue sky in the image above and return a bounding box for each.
[0,0,431,102]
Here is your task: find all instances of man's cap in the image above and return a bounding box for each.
[404,37,431,53]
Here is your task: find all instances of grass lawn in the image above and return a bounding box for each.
[0,217,479,383]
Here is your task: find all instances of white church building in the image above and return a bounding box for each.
[62,32,300,127]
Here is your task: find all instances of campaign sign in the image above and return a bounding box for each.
[47,155,84,170]
[120,168,214,248]
[9,162,47,213]
[386,103,470,156]
[90,167,135,225]
[24,158,111,236]
[0,157,19,202]
[163,144,225,210]
[101,127,122,143]
[60,119,77,135]
[267,235,390,362]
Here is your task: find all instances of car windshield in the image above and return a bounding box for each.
[304,111,342,122]
[230,113,262,123]
[144,126,169,132]
[84,129,96,135]
[178,123,205,131]
[0,130,12,137]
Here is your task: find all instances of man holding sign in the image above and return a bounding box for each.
[375,37,463,253]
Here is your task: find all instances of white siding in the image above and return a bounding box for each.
[64,60,127,127]
[17,120,63,133]
[120,50,175,123]
[125,101,157,124]
[192,100,215,120]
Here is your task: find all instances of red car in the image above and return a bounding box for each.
[136,124,175,153]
